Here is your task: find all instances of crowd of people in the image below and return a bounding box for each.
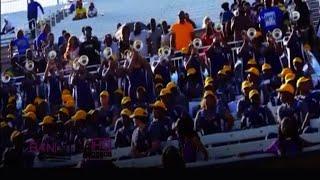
[72,0,98,20]
[1,0,320,168]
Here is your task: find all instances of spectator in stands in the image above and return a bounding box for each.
[85,109,107,138]
[241,89,275,129]
[79,26,101,65]
[166,81,189,113]
[206,37,229,77]
[149,18,162,56]
[258,0,283,34]
[231,6,253,40]
[59,32,71,65]
[246,67,260,87]
[58,30,67,47]
[96,91,114,128]
[175,111,208,162]
[73,0,87,20]
[38,115,58,156]
[119,25,131,54]
[277,83,301,125]
[185,13,197,29]
[154,58,171,86]
[129,22,151,57]
[64,35,80,61]
[21,111,38,140]
[9,29,30,60]
[162,145,185,168]
[294,0,312,45]
[36,24,51,53]
[160,21,171,48]
[87,2,98,18]
[43,33,59,61]
[202,16,211,29]
[114,109,134,147]
[171,11,195,51]
[292,57,307,80]
[21,60,38,105]
[185,67,203,100]
[130,107,150,158]
[220,2,234,25]
[1,17,15,35]
[260,63,281,105]
[27,0,44,36]
[201,21,215,46]
[237,80,253,118]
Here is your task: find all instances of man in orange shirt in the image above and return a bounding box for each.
[170,11,195,51]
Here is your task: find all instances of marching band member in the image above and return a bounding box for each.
[79,26,101,66]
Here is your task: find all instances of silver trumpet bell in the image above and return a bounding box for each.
[103,47,113,59]
[247,28,257,40]
[272,28,283,40]
[1,72,11,83]
[192,38,202,49]
[133,40,143,52]
[78,55,89,66]
[25,60,35,72]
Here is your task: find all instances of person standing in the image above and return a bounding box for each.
[27,0,44,38]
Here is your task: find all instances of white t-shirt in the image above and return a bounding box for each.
[129,30,150,57]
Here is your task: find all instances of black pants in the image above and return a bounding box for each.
[28,18,36,38]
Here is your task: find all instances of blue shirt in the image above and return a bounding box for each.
[12,36,30,55]
[259,7,283,33]
[36,32,47,50]
[27,1,44,19]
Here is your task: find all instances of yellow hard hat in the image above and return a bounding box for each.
[71,110,87,121]
[62,94,74,103]
[285,73,296,83]
[247,58,257,65]
[242,80,252,90]
[58,107,70,116]
[296,76,311,88]
[8,96,16,104]
[6,114,16,120]
[223,65,232,73]
[160,87,171,96]
[130,107,148,118]
[246,67,260,76]
[114,88,124,96]
[205,76,214,84]
[249,89,259,99]
[293,57,303,64]
[166,81,177,91]
[22,111,37,122]
[34,96,44,105]
[203,90,215,98]
[62,89,71,95]
[278,68,293,78]
[218,69,227,76]
[187,68,197,76]
[120,108,132,117]
[100,90,109,97]
[262,63,272,71]
[155,74,163,81]
[277,83,295,95]
[204,81,213,88]
[39,115,55,126]
[65,99,75,108]
[151,100,167,110]
[121,96,131,105]
[303,44,311,51]
[23,104,36,114]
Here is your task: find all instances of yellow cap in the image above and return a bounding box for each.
[205,76,214,84]
[296,76,311,88]
[23,104,36,114]
[247,58,257,65]
[187,68,197,76]
[1,122,8,128]
[277,83,295,95]
[204,81,213,88]
[249,89,259,99]
[71,110,87,121]
[87,109,97,116]
[114,88,124,96]
[155,74,163,81]
[62,89,71,95]
[155,83,164,89]
[285,73,296,83]
[151,100,167,110]
[166,81,177,90]
[59,107,69,116]
[278,68,293,77]
[39,115,55,126]
[130,107,148,118]
[65,99,75,108]
[246,67,260,76]
[241,80,252,90]
[6,114,16,120]
[203,90,215,98]
[121,96,131,105]
[293,57,303,64]
[218,69,227,76]
[8,96,16,104]
[262,63,272,71]
[120,108,132,117]
[160,87,170,96]
[181,47,188,54]
[303,44,311,51]
[23,111,37,122]
[100,90,109,97]
[223,65,232,73]
[34,96,44,105]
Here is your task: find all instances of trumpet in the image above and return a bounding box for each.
[272,28,283,40]
[214,23,223,33]
[290,11,300,22]
[133,40,143,52]
[25,60,35,71]
[103,47,113,60]
[78,55,89,67]
[1,72,11,83]
[192,38,202,49]
[247,28,257,40]
[158,46,171,58]
[48,50,57,61]
[72,60,80,71]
